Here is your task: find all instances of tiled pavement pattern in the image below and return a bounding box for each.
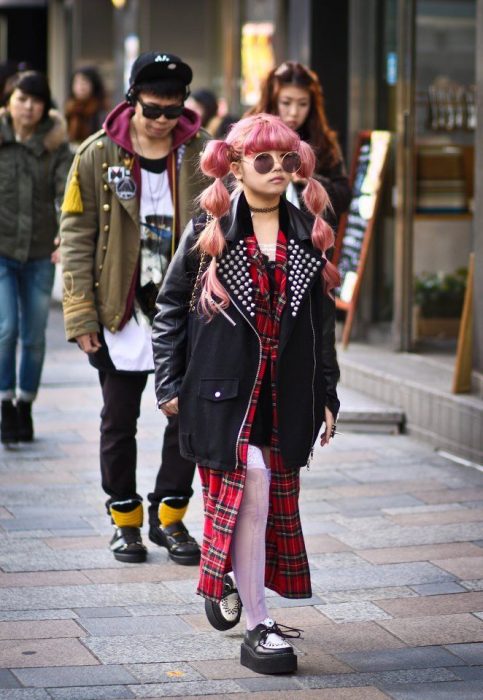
[0,307,483,700]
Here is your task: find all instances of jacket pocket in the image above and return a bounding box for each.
[198,378,239,402]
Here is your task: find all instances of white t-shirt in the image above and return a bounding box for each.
[104,157,174,372]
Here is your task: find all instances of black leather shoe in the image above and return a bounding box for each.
[17,400,33,442]
[240,620,300,674]
[110,526,147,563]
[205,572,242,630]
[149,521,200,565]
[1,400,18,444]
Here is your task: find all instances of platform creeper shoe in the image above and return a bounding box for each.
[205,572,242,631]
[240,618,301,674]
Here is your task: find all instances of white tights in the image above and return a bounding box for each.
[231,444,271,630]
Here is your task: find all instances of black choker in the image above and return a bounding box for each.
[248,203,279,214]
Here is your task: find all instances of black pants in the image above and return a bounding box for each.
[98,370,195,524]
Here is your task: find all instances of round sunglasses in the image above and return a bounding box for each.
[242,151,301,175]
[137,97,184,120]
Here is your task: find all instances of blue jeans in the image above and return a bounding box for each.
[0,256,55,401]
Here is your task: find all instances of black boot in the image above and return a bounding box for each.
[17,400,34,442]
[109,500,147,563]
[240,619,300,674]
[1,400,18,444]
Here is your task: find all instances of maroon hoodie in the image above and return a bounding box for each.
[102,101,202,328]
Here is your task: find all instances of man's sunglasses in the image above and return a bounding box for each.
[242,151,301,175]
[138,97,184,120]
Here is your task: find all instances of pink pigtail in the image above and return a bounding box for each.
[196,140,233,317]
[302,176,340,295]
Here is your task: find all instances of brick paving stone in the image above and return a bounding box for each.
[0,691,50,699]
[294,621,406,653]
[296,668,457,689]
[453,666,483,680]
[0,671,20,689]
[175,691,392,700]
[230,676,303,692]
[126,604,203,617]
[319,587,418,604]
[0,620,83,640]
[12,666,137,687]
[411,488,483,504]
[79,615,192,637]
[0,508,13,519]
[126,663,203,683]
[83,632,241,664]
[336,522,483,549]
[48,687,134,700]
[330,495,425,513]
[0,583,183,611]
[460,579,483,591]
[378,613,483,645]
[84,566,198,584]
[127,680,244,697]
[0,571,92,588]
[74,607,131,618]
[380,680,483,699]
[261,606,330,628]
[303,534,351,553]
[387,509,483,527]
[445,642,483,664]
[45,537,108,550]
[310,562,454,591]
[431,557,483,580]
[329,481,443,498]
[0,638,97,668]
[315,601,393,623]
[335,646,466,672]
[375,591,483,618]
[410,582,467,595]
[357,543,483,565]
[0,611,76,622]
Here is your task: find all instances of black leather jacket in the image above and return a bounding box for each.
[152,194,340,472]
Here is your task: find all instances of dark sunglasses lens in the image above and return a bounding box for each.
[141,104,183,120]
[253,153,275,174]
[282,152,301,173]
[142,105,163,120]
[163,105,184,119]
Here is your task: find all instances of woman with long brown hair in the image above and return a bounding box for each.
[248,61,351,227]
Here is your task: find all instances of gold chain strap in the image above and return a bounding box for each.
[189,252,208,312]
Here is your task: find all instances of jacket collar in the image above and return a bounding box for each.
[216,191,326,348]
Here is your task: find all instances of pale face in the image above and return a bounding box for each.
[277,85,311,131]
[72,73,93,100]
[132,91,183,140]
[8,89,45,131]
[230,150,293,202]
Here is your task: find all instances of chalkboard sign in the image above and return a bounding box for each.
[334,130,392,347]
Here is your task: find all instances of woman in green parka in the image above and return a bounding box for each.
[0,71,72,444]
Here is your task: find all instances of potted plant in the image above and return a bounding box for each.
[413,268,467,338]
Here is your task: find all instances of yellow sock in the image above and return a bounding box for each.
[110,503,143,528]
[159,502,188,528]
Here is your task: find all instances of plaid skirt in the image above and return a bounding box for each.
[196,232,311,602]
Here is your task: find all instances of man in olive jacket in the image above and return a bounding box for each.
[60,53,210,564]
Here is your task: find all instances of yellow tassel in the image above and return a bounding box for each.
[159,502,188,528]
[110,503,143,528]
[62,159,83,214]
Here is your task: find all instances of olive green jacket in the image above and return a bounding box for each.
[0,109,72,262]
[60,105,210,341]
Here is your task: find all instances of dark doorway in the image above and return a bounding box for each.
[1,5,48,73]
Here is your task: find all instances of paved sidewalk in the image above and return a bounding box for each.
[1,307,483,700]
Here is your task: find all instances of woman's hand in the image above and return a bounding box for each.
[160,397,179,416]
[51,236,61,264]
[320,406,335,447]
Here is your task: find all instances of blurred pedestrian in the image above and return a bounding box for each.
[65,66,108,148]
[187,88,236,139]
[60,52,210,565]
[152,113,340,674]
[0,71,72,444]
[248,61,351,228]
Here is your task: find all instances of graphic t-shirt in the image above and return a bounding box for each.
[104,155,173,372]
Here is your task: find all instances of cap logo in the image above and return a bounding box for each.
[155,54,170,62]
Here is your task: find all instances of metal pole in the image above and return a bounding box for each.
[393,0,416,351]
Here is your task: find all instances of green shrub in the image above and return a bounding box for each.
[414,268,467,318]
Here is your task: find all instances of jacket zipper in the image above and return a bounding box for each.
[226,291,262,467]
[307,294,317,470]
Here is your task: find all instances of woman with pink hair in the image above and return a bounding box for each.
[152,113,340,674]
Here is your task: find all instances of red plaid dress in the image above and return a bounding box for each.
[197,230,311,602]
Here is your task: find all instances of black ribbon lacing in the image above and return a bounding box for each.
[261,622,303,642]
